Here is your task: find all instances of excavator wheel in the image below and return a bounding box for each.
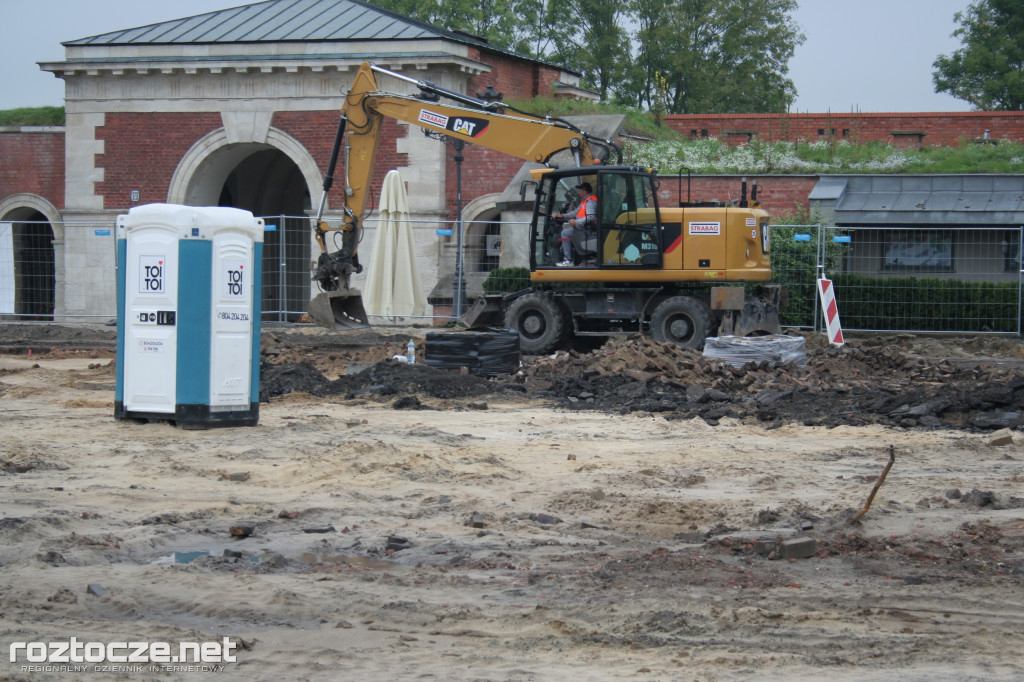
[649,296,712,350]
[505,292,571,354]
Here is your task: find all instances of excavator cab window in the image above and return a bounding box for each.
[598,172,662,268]
[531,169,663,269]
[532,174,590,268]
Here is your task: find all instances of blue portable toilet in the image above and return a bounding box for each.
[115,204,264,428]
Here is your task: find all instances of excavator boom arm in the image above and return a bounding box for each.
[309,61,615,329]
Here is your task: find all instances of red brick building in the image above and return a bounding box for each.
[0,0,586,319]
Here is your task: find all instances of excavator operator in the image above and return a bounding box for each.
[556,182,597,266]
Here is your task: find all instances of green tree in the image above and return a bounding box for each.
[630,0,803,113]
[371,0,802,110]
[626,0,674,109]
[371,0,548,57]
[932,0,1024,110]
[545,0,633,101]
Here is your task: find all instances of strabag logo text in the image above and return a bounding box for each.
[688,222,721,235]
[418,109,449,128]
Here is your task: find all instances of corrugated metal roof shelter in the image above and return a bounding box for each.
[811,175,1024,225]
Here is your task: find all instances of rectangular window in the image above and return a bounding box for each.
[882,229,954,271]
[598,174,661,267]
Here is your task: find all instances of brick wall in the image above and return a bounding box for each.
[85,54,567,219]
[95,113,221,209]
[85,109,823,221]
[442,143,523,214]
[21,74,1011,227]
[466,48,563,99]
[93,111,410,213]
[436,50,567,216]
[274,111,409,211]
[665,111,1024,147]
[0,128,65,209]
[658,175,818,221]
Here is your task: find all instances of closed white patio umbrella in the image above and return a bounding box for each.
[362,170,426,319]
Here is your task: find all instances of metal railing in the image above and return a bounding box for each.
[1,217,1022,337]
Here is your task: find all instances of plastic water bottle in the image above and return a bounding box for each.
[406,339,416,365]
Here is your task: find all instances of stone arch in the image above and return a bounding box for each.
[167,127,325,321]
[0,193,63,241]
[0,194,62,319]
[460,193,503,274]
[167,127,322,209]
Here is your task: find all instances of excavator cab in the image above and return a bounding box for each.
[530,166,664,271]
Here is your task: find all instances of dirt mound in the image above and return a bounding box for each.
[526,336,1024,430]
[261,358,515,403]
[6,322,1023,431]
[0,323,116,353]
[260,333,1024,431]
[261,329,414,379]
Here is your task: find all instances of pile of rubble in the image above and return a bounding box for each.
[257,330,1024,432]
[521,336,1024,430]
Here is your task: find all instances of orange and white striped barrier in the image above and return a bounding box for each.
[817,278,844,346]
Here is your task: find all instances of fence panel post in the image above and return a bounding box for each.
[1018,225,1023,337]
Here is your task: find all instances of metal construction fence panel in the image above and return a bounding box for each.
[765,224,822,330]
[818,225,1023,335]
[256,215,525,324]
[0,218,58,320]
[259,215,315,323]
[1,216,1022,337]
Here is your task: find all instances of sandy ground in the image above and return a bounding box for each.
[1,327,1023,681]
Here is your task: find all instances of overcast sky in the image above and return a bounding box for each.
[1,0,976,113]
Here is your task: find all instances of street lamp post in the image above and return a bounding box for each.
[452,138,466,318]
[425,130,467,319]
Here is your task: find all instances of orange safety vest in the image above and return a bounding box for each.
[575,194,597,227]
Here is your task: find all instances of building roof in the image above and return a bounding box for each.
[813,175,1024,226]
[63,0,540,66]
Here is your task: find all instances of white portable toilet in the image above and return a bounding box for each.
[115,204,264,428]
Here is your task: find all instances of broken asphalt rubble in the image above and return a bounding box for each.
[260,333,1024,432]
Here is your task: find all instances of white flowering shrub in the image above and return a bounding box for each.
[621,137,1024,174]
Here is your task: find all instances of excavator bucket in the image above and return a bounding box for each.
[307,290,369,331]
[460,295,506,329]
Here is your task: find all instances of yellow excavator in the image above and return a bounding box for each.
[309,62,781,351]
